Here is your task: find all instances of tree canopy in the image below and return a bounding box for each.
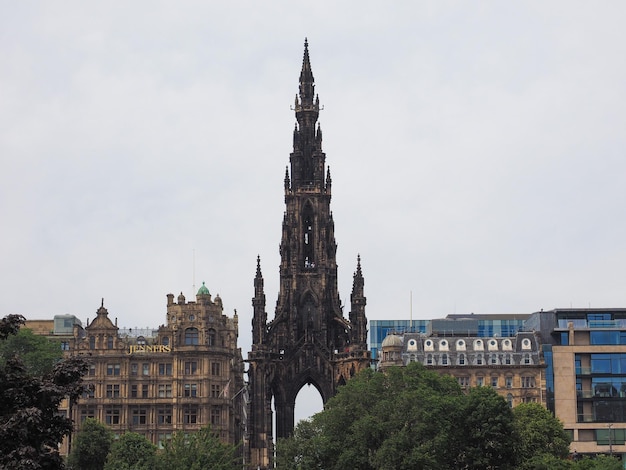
[277,363,521,470]
[0,314,88,469]
[67,418,113,470]
[158,425,240,470]
[104,431,157,470]
[513,402,571,461]
[0,326,62,376]
[277,362,626,470]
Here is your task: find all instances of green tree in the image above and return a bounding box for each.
[277,363,519,470]
[0,327,62,376]
[517,453,573,470]
[572,455,622,470]
[0,314,88,469]
[276,419,325,470]
[67,418,113,470]
[454,386,518,469]
[158,425,240,470]
[513,402,571,462]
[104,432,157,470]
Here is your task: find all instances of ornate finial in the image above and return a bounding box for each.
[101,298,104,308]
[256,255,262,277]
[326,166,332,187]
[284,166,290,189]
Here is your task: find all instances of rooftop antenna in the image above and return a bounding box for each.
[192,248,196,294]
[410,291,413,332]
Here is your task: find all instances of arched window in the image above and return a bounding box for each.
[490,354,499,365]
[207,329,217,347]
[89,336,96,350]
[441,354,449,365]
[504,354,512,365]
[137,336,146,346]
[458,353,466,365]
[185,328,199,345]
[523,353,532,365]
[426,354,433,365]
[162,336,169,346]
[476,354,484,365]
[107,336,114,349]
[507,393,513,407]
[409,354,416,363]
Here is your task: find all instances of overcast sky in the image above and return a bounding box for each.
[2,1,626,419]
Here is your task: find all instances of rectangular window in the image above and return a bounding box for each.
[142,363,150,376]
[505,376,513,389]
[130,363,138,376]
[211,406,221,425]
[88,364,96,376]
[131,408,148,425]
[83,384,95,399]
[184,406,198,424]
[105,407,120,425]
[159,363,172,376]
[491,376,499,388]
[211,384,221,398]
[521,377,536,388]
[476,377,484,387]
[457,377,470,387]
[184,361,198,375]
[80,408,96,423]
[106,384,120,398]
[157,407,172,424]
[107,364,121,376]
[131,385,138,398]
[142,384,149,398]
[157,433,172,449]
[61,341,70,351]
[184,383,198,397]
[158,384,173,398]
[211,362,221,376]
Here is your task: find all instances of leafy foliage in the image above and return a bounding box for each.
[513,402,571,461]
[277,363,519,470]
[158,425,240,470]
[104,432,157,470]
[67,418,113,470]
[0,314,88,470]
[0,327,63,376]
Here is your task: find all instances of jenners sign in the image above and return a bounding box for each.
[128,345,171,354]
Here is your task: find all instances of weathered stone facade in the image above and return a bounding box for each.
[246,40,371,469]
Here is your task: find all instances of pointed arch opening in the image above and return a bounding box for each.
[295,383,324,425]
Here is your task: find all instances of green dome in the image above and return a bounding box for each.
[197,282,210,296]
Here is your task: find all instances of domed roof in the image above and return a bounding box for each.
[197,282,210,296]
[382,334,403,348]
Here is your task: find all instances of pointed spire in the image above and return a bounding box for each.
[326,166,332,190]
[299,38,315,105]
[316,122,322,143]
[256,255,263,277]
[356,254,362,278]
[300,38,314,85]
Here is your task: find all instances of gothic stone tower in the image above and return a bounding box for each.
[247,40,371,469]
